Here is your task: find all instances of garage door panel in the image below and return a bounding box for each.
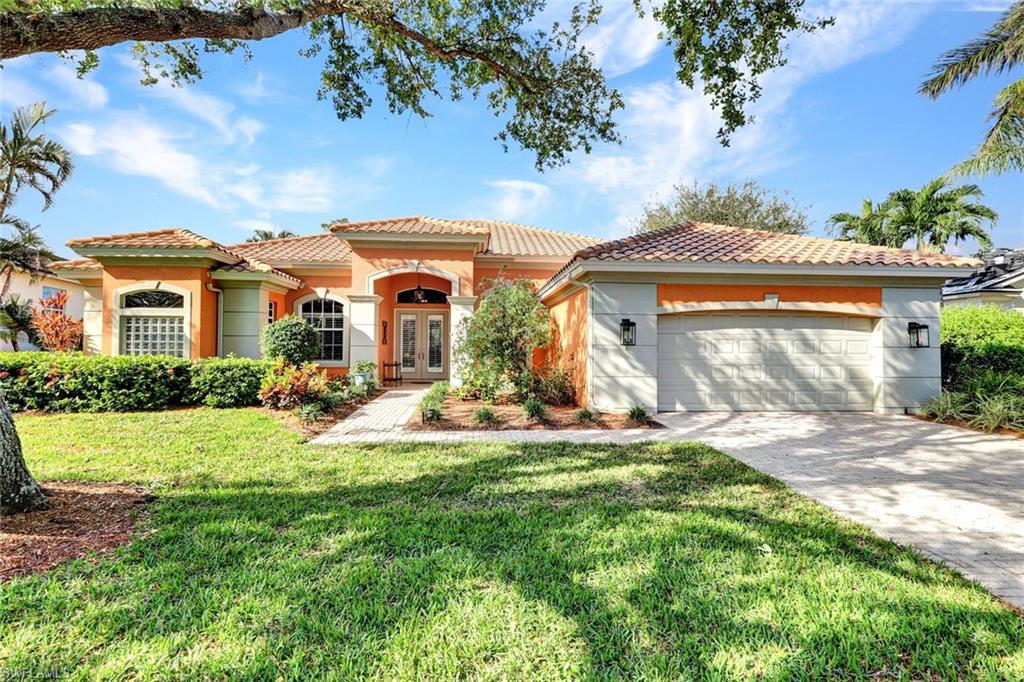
[657,313,875,412]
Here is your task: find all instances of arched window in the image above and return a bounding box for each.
[396,288,448,304]
[299,297,345,361]
[119,289,187,357]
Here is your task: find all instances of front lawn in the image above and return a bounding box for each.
[2,409,1022,679]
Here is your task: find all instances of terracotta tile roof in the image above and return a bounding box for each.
[329,216,489,237]
[211,261,303,286]
[66,228,238,258]
[572,222,982,269]
[227,233,351,265]
[465,220,602,257]
[49,258,101,271]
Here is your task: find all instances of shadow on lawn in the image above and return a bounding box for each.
[10,441,1024,679]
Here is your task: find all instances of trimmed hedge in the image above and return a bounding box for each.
[941,305,1024,388]
[0,352,270,412]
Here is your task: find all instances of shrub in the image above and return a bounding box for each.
[190,357,271,407]
[533,367,576,406]
[471,406,499,425]
[258,358,330,409]
[918,392,971,423]
[941,305,1024,388]
[454,278,551,401]
[523,396,546,421]
[969,395,1024,433]
[574,408,598,423]
[31,291,83,352]
[419,381,450,422]
[627,404,651,424]
[261,315,320,365]
[297,401,325,424]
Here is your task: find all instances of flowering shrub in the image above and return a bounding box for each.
[31,291,83,352]
[258,358,330,409]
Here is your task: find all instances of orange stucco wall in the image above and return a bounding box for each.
[268,291,287,322]
[284,273,353,312]
[475,265,565,292]
[351,247,476,296]
[101,265,218,358]
[374,272,452,368]
[545,288,588,407]
[657,284,882,308]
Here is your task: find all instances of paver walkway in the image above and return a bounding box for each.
[313,399,1024,609]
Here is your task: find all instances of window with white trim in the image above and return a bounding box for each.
[268,300,277,325]
[300,298,345,361]
[120,290,186,357]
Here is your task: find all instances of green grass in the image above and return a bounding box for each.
[3,408,1022,680]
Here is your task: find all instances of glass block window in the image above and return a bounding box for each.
[300,298,345,361]
[121,315,185,357]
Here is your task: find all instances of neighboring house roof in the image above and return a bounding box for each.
[569,222,982,268]
[942,248,1024,297]
[227,233,353,266]
[48,258,101,271]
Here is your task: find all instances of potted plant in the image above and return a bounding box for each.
[351,360,376,387]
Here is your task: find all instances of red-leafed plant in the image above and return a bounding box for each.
[31,290,83,352]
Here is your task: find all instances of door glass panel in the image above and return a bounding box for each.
[427,315,443,373]
[401,315,417,370]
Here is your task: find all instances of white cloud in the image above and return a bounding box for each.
[45,65,108,108]
[151,81,265,145]
[483,180,552,221]
[583,4,663,78]
[563,1,930,233]
[233,217,278,232]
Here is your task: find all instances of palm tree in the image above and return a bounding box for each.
[245,228,298,242]
[887,177,997,252]
[920,2,1024,176]
[0,102,74,225]
[0,294,38,351]
[827,198,903,248]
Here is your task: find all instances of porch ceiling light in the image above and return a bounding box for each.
[908,321,930,348]
[620,318,637,346]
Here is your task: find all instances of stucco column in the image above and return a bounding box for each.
[447,295,477,388]
[348,294,382,371]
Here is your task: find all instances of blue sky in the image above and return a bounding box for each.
[2,0,1022,260]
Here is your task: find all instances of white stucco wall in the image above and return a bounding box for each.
[871,287,941,414]
[0,271,85,352]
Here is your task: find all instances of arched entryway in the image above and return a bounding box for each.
[372,269,455,381]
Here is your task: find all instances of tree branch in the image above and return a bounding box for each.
[0,2,538,92]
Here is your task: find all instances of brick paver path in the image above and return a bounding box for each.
[313,402,1024,609]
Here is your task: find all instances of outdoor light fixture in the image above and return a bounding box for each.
[620,318,637,346]
[908,322,930,348]
[382,320,388,345]
[412,263,427,304]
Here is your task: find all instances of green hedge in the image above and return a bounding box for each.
[0,353,271,412]
[941,305,1024,388]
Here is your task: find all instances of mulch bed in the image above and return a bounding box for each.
[1,482,153,581]
[911,414,1024,439]
[270,389,383,440]
[408,397,663,431]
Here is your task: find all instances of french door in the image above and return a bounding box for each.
[396,310,448,380]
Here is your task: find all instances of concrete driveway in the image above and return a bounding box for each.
[658,411,1024,609]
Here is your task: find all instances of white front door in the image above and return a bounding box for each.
[396,310,449,381]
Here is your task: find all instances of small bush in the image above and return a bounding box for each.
[574,408,598,423]
[190,357,271,407]
[261,315,320,365]
[258,358,330,409]
[419,381,450,422]
[297,402,326,424]
[627,404,651,424]
[533,367,576,406]
[523,396,546,421]
[969,395,1023,433]
[918,392,971,422]
[471,406,499,425]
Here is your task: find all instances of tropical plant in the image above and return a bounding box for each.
[827,198,903,248]
[0,294,38,351]
[258,358,330,410]
[522,396,547,421]
[887,177,996,252]
[245,228,298,242]
[2,2,834,166]
[920,1,1024,176]
[454,278,550,401]
[0,391,47,515]
[627,404,652,424]
[0,225,58,299]
[31,290,83,352]
[574,407,599,423]
[635,180,810,234]
[471,406,499,426]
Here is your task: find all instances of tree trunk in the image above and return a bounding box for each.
[0,392,47,515]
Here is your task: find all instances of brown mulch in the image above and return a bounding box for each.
[0,482,153,581]
[910,414,1024,440]
[407,397,664,431]
[269,389,383,440]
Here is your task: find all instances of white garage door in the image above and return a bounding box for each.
[657,313,875,412]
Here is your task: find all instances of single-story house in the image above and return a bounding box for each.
[51,217,978,414]
[942,248,1024,313]
[0,268,85,352]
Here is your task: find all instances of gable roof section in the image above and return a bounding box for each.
[48,257,101,272]
[227,233,352,266]
[328,216,489,237]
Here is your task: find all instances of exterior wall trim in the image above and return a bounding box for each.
[656,301,883,318]
[110,280,193,357]
[366,263,461,297]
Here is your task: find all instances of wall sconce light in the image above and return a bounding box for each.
[382,320,388,345]
[908,322,929,348]
[620,318,637,346]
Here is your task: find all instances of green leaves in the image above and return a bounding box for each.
[635,179,810,234]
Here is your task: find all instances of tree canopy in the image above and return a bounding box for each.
[634,179,810,234]
[920,1,1024,176]
[1,0,832,168]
